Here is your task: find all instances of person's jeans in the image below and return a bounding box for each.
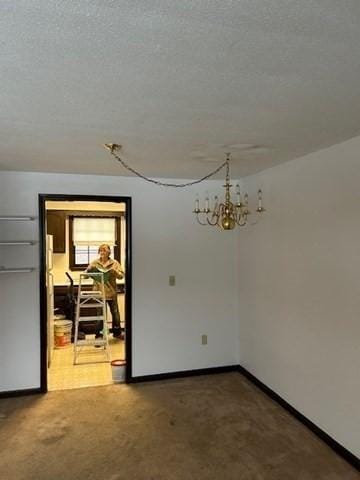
[107,298,121,336]
[95,297,121,337]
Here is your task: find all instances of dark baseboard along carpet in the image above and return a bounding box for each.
[0,372,358,480]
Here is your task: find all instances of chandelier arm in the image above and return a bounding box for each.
[236,215,248,227]
[195,213,208,226]
[206,214,219,226]
[107,148,228,188]
[248,212,262,226]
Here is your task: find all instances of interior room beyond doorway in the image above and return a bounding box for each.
[44,199,128,391]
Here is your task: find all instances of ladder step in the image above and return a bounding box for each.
[80,291,102,294]
[77,315,105,321]
[75,339,107,347]
[79,293,103,298]
[79,303,104,308]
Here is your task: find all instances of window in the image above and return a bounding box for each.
[74,245,115,266]
[69,215,121,270]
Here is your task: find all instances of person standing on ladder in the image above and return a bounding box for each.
[85,244,124,339]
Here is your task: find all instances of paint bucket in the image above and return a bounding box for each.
[54,320,72,348]
[111,359,126,383]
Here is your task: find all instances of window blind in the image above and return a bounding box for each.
[73,217,116,246]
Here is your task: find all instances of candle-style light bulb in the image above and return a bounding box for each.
[205,193,210,211]
[195,195,200,211]
[256,189,265,213]
[244,193,249,205]
[236,184,241,205]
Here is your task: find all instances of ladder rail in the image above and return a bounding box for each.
[73,272,110,365]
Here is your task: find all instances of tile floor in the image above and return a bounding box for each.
[48,334,125,391]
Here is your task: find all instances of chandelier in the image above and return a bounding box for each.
[104,145,265,231]
[193,153,265,230]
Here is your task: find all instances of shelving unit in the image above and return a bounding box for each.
[0,216,37,273]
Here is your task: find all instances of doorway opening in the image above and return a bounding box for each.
[39,194,132,392]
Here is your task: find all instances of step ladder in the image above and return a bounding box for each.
[73,272,110,365]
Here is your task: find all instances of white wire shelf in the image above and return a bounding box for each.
[0,216,36,221]
[0,267,35,273]
[0,241,37,245]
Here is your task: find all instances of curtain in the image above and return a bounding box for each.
[73,217,116,246]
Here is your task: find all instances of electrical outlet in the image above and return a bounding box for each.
[201,334,207,345]
[169,275,175,286]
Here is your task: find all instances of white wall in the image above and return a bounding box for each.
[0,171,239,391]
[239,135,360,457]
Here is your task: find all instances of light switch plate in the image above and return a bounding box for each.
[169,275,175,286]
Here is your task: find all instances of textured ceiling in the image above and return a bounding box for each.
[1,1,360,179]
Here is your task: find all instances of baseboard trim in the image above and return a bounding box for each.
[129,365,239,383]
[238,365,360,472]
[0,388,42,399]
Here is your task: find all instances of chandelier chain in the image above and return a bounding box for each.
[110,150,228,188]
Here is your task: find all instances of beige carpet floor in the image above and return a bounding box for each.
[0,373,358,480]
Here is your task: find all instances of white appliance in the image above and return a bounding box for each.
[46,234,55,368]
